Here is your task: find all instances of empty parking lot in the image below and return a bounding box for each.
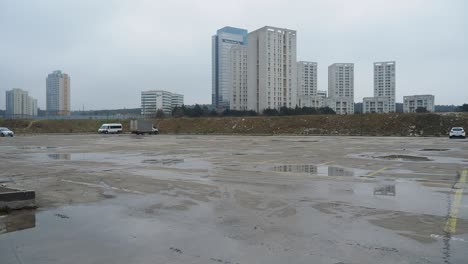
[1,134,467,263]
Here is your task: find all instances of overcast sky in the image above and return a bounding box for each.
[1,0,467,110]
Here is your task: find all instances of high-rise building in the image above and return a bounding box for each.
[373,61,396,112]
[297,61,320,108]
[403,95,435,112]
[46,70,70,116]
[5,88,37,118]
[247,26,297,112]
[297,61,317,96]
[141,90,184,116]
[327,63,354,114]
[212,26,248,110]
[362,61,396,113]
[230,45,248,111]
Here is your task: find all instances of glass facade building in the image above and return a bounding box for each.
[212,26,248,110]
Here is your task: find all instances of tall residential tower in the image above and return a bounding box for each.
[212,27,248,110]
[297,61,321,108]
[247,26,297,112]
[230,45,248,111]
[327,63,354,114]
[46,70,70,116]
[373,61,396,112]
[364,61,396,113]
[5,88,37,118]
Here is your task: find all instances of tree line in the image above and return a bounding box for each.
[157,105,337,118]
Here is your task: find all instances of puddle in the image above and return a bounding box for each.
[352,153,467,164]
[48,153,71,160]
[272,164,356,177]
[420,149,449,152]
[27,153,211,172]
[376,155,431,162]
[0,210,36,234]
[374,185,396,196]
[17,146,57,150]
[142,159,184,165]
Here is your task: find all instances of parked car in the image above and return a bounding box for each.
[0,127,14,137]
[98,123,123,134]
[449,127,465,139]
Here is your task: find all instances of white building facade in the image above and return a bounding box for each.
[212,27,248,110]
[327,63,354,114]
[171,93,184,109]
[141,90,184,116]
[297,61,317,96]
[247,26,297,113]
[363,96,393,113]
[297,61,321,108]
[46,70,70,116]
[230,46,248,111]
[5,88,37,118]
[363,61,396,113]
[403,95,435,112]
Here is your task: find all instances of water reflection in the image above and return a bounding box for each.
[274,164,317,173]
[273,164,354,176]
[373,185,396,196]
[142,158,185,165]
[48,153,71,160]
[0,210,36,235]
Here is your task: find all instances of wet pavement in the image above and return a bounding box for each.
[0,134,467,263]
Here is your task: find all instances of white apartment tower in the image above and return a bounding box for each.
[247,26,297,112]
[297,61,317,96]
[297,61,321,108]
[141,90,184,116]
[327,63,354,114]
[373,61,396,112]
[46,70,70,116]
[212,27,248,110]
[5,88,38,118]
[230,46,248,111]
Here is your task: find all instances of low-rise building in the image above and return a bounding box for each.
[141,90,184,116]
[324,97,354,115]
[298,90,327,108]
[171,93,184,109]
[403,95,435,112]
[363,96,392,113]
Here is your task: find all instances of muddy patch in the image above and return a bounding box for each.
[142,158,184,165]
[370,214,468,244]
[376,155,431,162]
[0,210,36,234]
[420,149,449,152]
[145,200,198,214]
[312,202,468,243]
[272,164,356,176]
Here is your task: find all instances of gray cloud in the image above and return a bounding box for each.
[1,0,467,110]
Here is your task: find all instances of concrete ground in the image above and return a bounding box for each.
[0,134,467,264]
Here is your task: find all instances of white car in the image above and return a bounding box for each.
[449,127,465,139]
[0,127,14,137]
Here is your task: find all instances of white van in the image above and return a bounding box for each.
[98,123,123,134]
